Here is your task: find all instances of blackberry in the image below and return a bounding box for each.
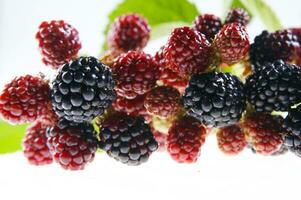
[47,121,98,170]
[213,23,250,65]
[183,72,246,127]
[112,51,159,99]
[36,20,81,69]
[225,8,250,26]
[108,14,150,53]
[217,125,247,155]
[23,118,53,165]
[249,30,299,67]
[99,112,158,166]
[51,56,116,123]
[163,27,212,77]
[283,134,301,157]
[144,86,182,118]
[167,116,206,163]
[0,75,51,124]
[283,105,301,137]
[245,60,301,112]
[242,113,284,155]
[193,14,222,41]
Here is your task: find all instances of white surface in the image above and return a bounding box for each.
[1,0,301,200]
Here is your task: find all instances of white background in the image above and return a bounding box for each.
[1,0,301,200]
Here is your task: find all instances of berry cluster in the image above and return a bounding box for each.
[2,7,301,170]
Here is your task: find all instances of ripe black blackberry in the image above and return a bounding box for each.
[99,112,158,166]
[225,8,250,26]
[283,105,301,137]
[46,121,98,170]
[182,72,246,127]
[245,60,301,112]
[283,134,301,157]
[51,56,116,123]
[249,30,299,67]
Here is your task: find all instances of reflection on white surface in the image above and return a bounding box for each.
[0,134,300,200]
[1,0,301,199]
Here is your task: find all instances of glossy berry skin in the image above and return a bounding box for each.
[51,56,116,123]
[167,116,206,163]
[163,27,212,77]
[0,75,51,124]
[193,14,222,41]
[217,125,247,155]
[144,86,181,118]
[183,72,246,127]
[108,14,150,53]
[23,118,53,165]
[283,134,301,157]
[225,8,250,26]
[249,30,299,67]
[112,51,159,99]
[113,94,148,117]
[214,23,250,65]
[243,113,284,155]
[245,60,301,112]
[99,112,158,166]
[47,122,98,170]
[36,20,81,68]
[283,105,301,137]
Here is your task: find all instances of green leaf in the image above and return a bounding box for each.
[224,0,281,31]
[102,0,199,51]
[0,121,27,154]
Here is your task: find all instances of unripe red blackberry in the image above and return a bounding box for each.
[112,51,160,99]
[163,27,212,77]
[108,14,150,53]
[0,75,51,124]
[112,94,148,117]
[23,118,53,165]
[225,8,250,26]
[242,113,284,155]
[144,86,182,118]
[193,14,222,41]
[36,20,81,69]
[217,125,247,155]
[167,116,206,163]
[214,23,250,65]
[47,122,98,170]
